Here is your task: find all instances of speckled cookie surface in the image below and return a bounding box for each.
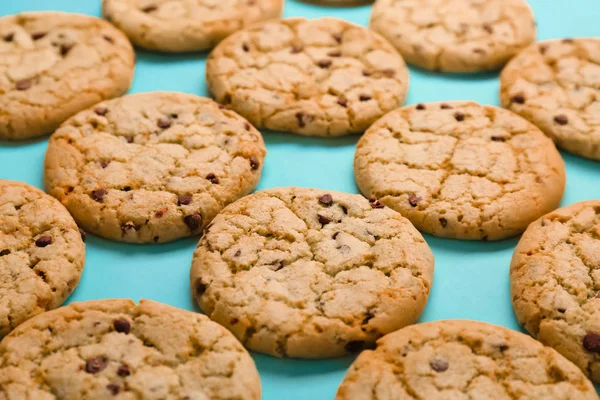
[190,187,434,358]
[511,201,600,382]
[206,17,409,136]
[354,101,566,240]
[0,299,261,400]
[370,0,536,72]
[44,92,266,244]
[335,320,598,400]
[102,0,283,52]
[0,12,135,140]
[0,180,85,340]
[500,38,600,161]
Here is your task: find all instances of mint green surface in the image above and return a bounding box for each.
[1,1,599,398]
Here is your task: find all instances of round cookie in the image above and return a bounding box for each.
[370,0,536,73]
[206,17,410,137]
[0,180,85,339]
[0,299,261,400]
[354,101,566,240]
[102,0,283,52]
[0,12,135,140]
[335,320,598,400]
[44,92,266,244]
[511,201,600,382]
[190,187,434,358]
[501,38,600,160]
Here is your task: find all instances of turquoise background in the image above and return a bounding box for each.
[1,0,599,398]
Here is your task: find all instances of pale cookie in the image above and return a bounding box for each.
[102,0,283,52]
[511,201,600,382]
[354,101,566,240]
[0,299,261,400]
[0,180,85,340]
[0,12,135,140]
[370,0,536,72]
[206,17,409,136]
[190,187,434,358]
[501,38,600,161]
[44,92,266,244]
[336,320,598,400]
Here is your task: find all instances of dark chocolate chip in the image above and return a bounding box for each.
[359,94,372,102]
[491,136,505,142]
[106,384,120,395]
[482,23,493,34]
[103,35,114,43]
[244,122,250,130]
[511,94,525,104]
[178,195,193,206]
[557,308,566,313]
[15,79,32,91]
[539,44,548,54]
[362,69,371,77]
[85,357,107,374]
[332,33,343,44]
[122,186,131,192]
[341,205,348,214]
[153,236,159,242]
[290,44,303,54]
[95,107,108,116]
[195,277,207,295]
[0,249,10,256]
[319,194,333,206]
[318,214,332,225]
[362,310,374,324]
[234,250,241,257]
[3,33,14,42]
[91,188,107,203]
[439,217,448,228]
[430,358,449,372]
[155,209,165,218]
[100,161,109,168]
[142,5,157,12]
[370,199,384,209]
[337,97,347,107]
[416,103,426,110]
[296,112,307,128]
[332,232,340,240]
[230,318,239,325]
[113,319,130,334]
[317,59,332,68]
[583,333,600,353]
[327,50,342,57]
[344,340,373,353]
[184,214,203,231]
[126,137,134,143]
[554,114,568,125]
[454,112,465,121]
[440,103,452,109]
[117,365,130,377]
[35,235,53,248]
[78,228,86,242]
[205,173,219,184]
[242,43,249,52]
[157,118,172,129]
[408,195,421,207]
[60,44,74,56]
[31,32,47,40]
[249,156,260,170]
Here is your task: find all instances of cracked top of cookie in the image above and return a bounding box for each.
[354,101,566,240]
[0,180,85,340]
[206,17,409,136]
[501,38,600,161]
[190,187,434,358]
[511,201,600,382]
[44,92,266,244]
[0,299,261,400]
[370,0,536,72]
[0,12,134,139]
[335,320,598,400]
[102,0,283,52]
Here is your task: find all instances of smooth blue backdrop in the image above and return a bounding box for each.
[1,1,599,398]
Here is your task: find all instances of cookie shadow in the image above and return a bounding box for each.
[262,130,360,148]
[424,234,520,254]
[84,233,198,255]
[562,151,599,175]
[0,135,49,148]
[407,65,500,82]
[292,0,373,8]
[252,353,355,376]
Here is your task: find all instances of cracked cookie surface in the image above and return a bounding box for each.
[190,187,434,358]
[511,201,600,382]
[0,12,134,139]
[102,0,283,52]
[354,101,566,240]
[0,299,261,400]
[206,17,409,137]
[500,38,600,161]
[370,0,536,72]
[335,320,598,400]
[44,92,266,244]
[0,180,85,340]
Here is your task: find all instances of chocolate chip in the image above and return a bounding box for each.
[234,250,241,257]
[440,103,452,109]
[370,199,384,209]
[106,384,120,395]
[539,44,548,55]
[511,94,525,104]
[0,249,10,256]
[205,173,219,184]
[122,186,131,192]
[157,118,172,129]
[362,69,371,77]
[15,79,32,91]
[327,50,342,57]
[296,112,307,128]
[430,358,449,372]
[117,364,130,377]
[85,357,107,374]
[290,44,303,54]
[95,107,108,116]
[491,136,505,142]
[126,137,134,143]
[332,33,343,44]
[31,32,46,40]
[359,94,372,102]
[318,214,332,225]
[337,97,347,107]
[482,23,493,34]
[439,217,448,227]
[341,205,348,214]
[142,5,157,12]
[184,214,203,231]
[103,35,114,43]
[153,236,159,242]
[362,310,374,324]
[3,33,14,42]
[244,122,250,130]
[249,156,260,170]
[35,235,53,248]
[178,195,193,206]
[583,333,600,353]
[242,43,249,52]
[557,308,566,313]
[416,103,426,110]
[230,318,239,325]
[454,112,465,121]
[554,114,568,125]
[100,160,109,168]
[195,277,207,295]
[91,188,107,203]
[345,340,367,353]
[60,44,74,56]
[78,228,86,242]
[332,232,340,240]
[408,195,421,207]
[113,319,130,334]
[381,69,395,77]
[319,194,333,206]
[317,59,332,68]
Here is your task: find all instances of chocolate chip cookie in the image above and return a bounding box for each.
[0,179,85,340]
[511,201,600,382]
[354,101,566,240]
[102,0,283,52]
[206,17,409,136]
[44,92,266,244]
[0,12,134,140]
[336,320,598,400]
[370,0,536,72]
[0,299,261,400]
[190,187,434,358]
[501,38,600,160]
